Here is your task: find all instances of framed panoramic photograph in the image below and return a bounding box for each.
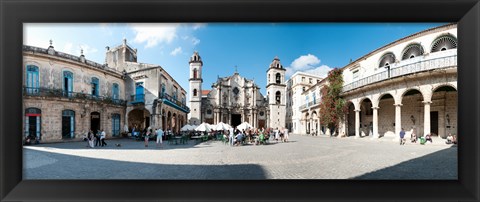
[1,0,479,201]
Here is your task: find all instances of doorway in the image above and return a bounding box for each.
[91,112,101,134]
[430,111,439,136]
[231,114,241,128]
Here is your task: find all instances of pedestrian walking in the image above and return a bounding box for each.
[274,128,280,143]
[88,130,95,148]
[95,130,101,147]
[100,129,107,147]
[144,129,151,147]
[156,128,164,148]
[399,128,406,145]
[283,128,289,142]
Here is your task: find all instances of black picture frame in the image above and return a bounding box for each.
[1,0,479,201]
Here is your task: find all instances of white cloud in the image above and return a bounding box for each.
[191,37,200,46]
[130,23,179,48]
[170,47,182,56]
[192,23,206,30]
[285,54,332,78]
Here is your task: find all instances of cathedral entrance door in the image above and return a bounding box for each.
[231,114,241,128]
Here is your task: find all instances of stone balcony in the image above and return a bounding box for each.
[342,50,457,93]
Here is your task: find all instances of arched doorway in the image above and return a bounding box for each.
[377,93,395,137]
[312,111,319,135]
[346,102,355,136]
[167,111,172,131]
[127,108,151,131]
[401,89,424,136]
[172,113,177,133]
[432,85,457,138]
[90,112,101,135]
[359,98,373,137]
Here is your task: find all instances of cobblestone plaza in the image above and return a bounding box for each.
[23,134,457,180]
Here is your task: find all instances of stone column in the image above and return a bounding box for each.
[423,101,431,136]
[372,106,379,138]
[395,104,402,141]
[355,109,360,138]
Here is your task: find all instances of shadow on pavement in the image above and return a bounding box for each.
[351,145,458,179]
[23,149,268,180]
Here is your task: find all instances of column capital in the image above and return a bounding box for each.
[422,100,432,104]
[371,106,379,110]
[394,103,403,107]
[354,109,361,112]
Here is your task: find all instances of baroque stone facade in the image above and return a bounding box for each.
[188,53,286,129]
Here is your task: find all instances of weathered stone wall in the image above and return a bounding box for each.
[24,97,125,143]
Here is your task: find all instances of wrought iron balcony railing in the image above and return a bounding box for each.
[130,94,145,104]
[23,87,127,105]
[299,98,322,111]
[160,93,190,112]
[342,53,457,92]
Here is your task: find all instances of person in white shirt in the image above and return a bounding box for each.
[283,128,289,142]
[100,129,107,147]
[156,128,164,148]
[274,128,280,143]
[229,128,234,146]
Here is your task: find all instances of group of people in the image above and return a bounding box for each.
[143,128,165,148]
[85,129,107,148]
[220,127,289,146]
[399,128,455,145]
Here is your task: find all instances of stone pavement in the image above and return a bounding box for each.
[23,134,457,179]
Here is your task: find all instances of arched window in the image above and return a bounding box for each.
[25,108,41,139]
[112,83,119,99]
[193,89,197,96]
[193,69,198,79]
[379,52,396,68]
[431,34,457,53]
[112,113,121,136]
[26,65,39,95]
[401,43,424,60]
[62,110,75,139]
[275,91,281,104]
[63,71,73,97]
[91,77,99,96]
[276,73,281,84]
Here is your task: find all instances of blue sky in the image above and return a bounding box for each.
[24,23,445,96]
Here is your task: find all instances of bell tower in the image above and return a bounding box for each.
[188,51,203,125]
[266,56,286,129]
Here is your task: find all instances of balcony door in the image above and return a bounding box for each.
[135,82,144,101]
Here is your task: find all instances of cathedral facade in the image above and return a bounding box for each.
[188,53,286,130]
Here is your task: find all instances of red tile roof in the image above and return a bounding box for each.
[201,90,210,95]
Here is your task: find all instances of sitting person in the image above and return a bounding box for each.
[410,131,417,143]
[425,134,433,143]
[446,133,453,144]
[452,135,457,144]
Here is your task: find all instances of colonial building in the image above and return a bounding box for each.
[338,23,457,140]
[285,72,323,134]
[23,41,126,142]
[22,39,188,143]
[188,53,283,129]
[299,78,328,135]
[106,39,189,135]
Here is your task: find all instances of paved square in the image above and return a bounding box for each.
[23,135,457,179]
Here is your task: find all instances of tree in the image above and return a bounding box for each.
[319,68,347,134]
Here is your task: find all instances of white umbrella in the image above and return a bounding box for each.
[180,124,193,131]
[195,122,212,132]
[236,122,253,130]
[188,124,197,131]
[215,122,232,131]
